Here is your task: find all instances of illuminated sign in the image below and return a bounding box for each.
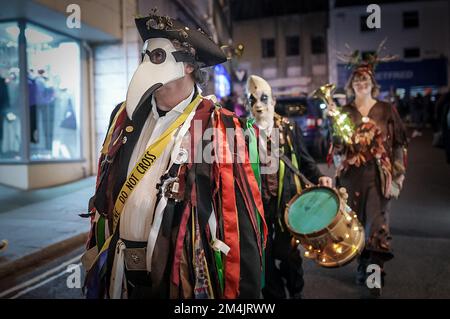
[214,64,231,99]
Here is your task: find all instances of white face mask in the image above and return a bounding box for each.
[245,75,275,130]
[125,38,185,119]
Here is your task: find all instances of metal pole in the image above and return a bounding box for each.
[18,19,30,163]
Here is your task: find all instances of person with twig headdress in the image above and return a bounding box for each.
[329,40,408,297]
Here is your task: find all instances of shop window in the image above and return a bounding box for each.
[0,22,21,160]
[26,23,81,160]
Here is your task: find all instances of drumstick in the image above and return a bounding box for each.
[279,154,314,187]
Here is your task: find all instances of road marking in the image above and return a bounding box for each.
[0,253,82,299]
[9,263,82,299]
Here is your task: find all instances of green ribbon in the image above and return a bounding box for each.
[245,118,265,288]
[246,118,261,188]
[214,250,224,294]
[96,215,106,251]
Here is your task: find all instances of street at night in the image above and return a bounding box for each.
[1,129,448,299]
[0,0,450,308]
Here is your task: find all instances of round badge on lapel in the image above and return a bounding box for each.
[174,148,189,164]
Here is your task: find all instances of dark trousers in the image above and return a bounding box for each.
[121,239,154,299]
[262,224,304,299]
[357,249,388,287]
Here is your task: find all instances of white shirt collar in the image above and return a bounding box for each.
[151,86,196,120]
[256,118,275,136]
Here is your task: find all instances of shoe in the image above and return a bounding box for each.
[368,286,382,297]
[355,263,368,286]
[0,239,8,252]
[367,271,385,298]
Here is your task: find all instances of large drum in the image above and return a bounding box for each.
[285,186,365,268]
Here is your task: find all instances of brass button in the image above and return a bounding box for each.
[125,125,134,133]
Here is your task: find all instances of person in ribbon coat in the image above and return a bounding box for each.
[245,75,332,299]
[82,13,267,299]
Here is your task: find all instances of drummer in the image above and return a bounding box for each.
[244,75,333,299]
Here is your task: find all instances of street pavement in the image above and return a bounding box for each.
[302,130,450,299]
[0,177,93,278]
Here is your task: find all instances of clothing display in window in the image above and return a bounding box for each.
[0,76,10,144]
[2,112,20,155]
[52,88,77,158]
[28,75,38,144]
[35,70,55,151]
[1,73,21,156]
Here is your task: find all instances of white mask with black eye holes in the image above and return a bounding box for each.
[125,38,185,119]
[245,75,275,130]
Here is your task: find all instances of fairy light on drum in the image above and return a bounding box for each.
[284,185,365,267]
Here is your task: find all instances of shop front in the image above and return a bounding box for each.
[0,20,84,189]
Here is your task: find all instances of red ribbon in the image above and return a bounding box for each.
[216,111,240,299]
[232,117,267,250]
[171,99,213,287]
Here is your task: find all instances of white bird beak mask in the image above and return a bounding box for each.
[125,38,186,119]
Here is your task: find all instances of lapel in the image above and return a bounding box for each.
[112,98,155,201]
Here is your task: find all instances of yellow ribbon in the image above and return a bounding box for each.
[97,94,202,256]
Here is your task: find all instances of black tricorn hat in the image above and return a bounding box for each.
[135,14,227,68]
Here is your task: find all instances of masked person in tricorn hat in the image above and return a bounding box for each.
[245,75,332,299]
[82,13,267,299]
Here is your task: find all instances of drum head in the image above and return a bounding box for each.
[287,188,339,235]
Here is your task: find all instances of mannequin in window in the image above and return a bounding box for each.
[0,75,10,155]
[28,69,38,144]
[35,69,55,151]
[2,70,21,157]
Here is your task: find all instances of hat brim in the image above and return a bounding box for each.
[135,16,227,68]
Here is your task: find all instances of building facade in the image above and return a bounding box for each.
[328,0,449,98]
[0,0,230,189]
[231,11,329,98]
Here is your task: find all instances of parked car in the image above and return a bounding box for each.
[275,96,330,161]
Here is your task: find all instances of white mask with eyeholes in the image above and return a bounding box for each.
[126,38,186,119]
[245,75,276,130]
